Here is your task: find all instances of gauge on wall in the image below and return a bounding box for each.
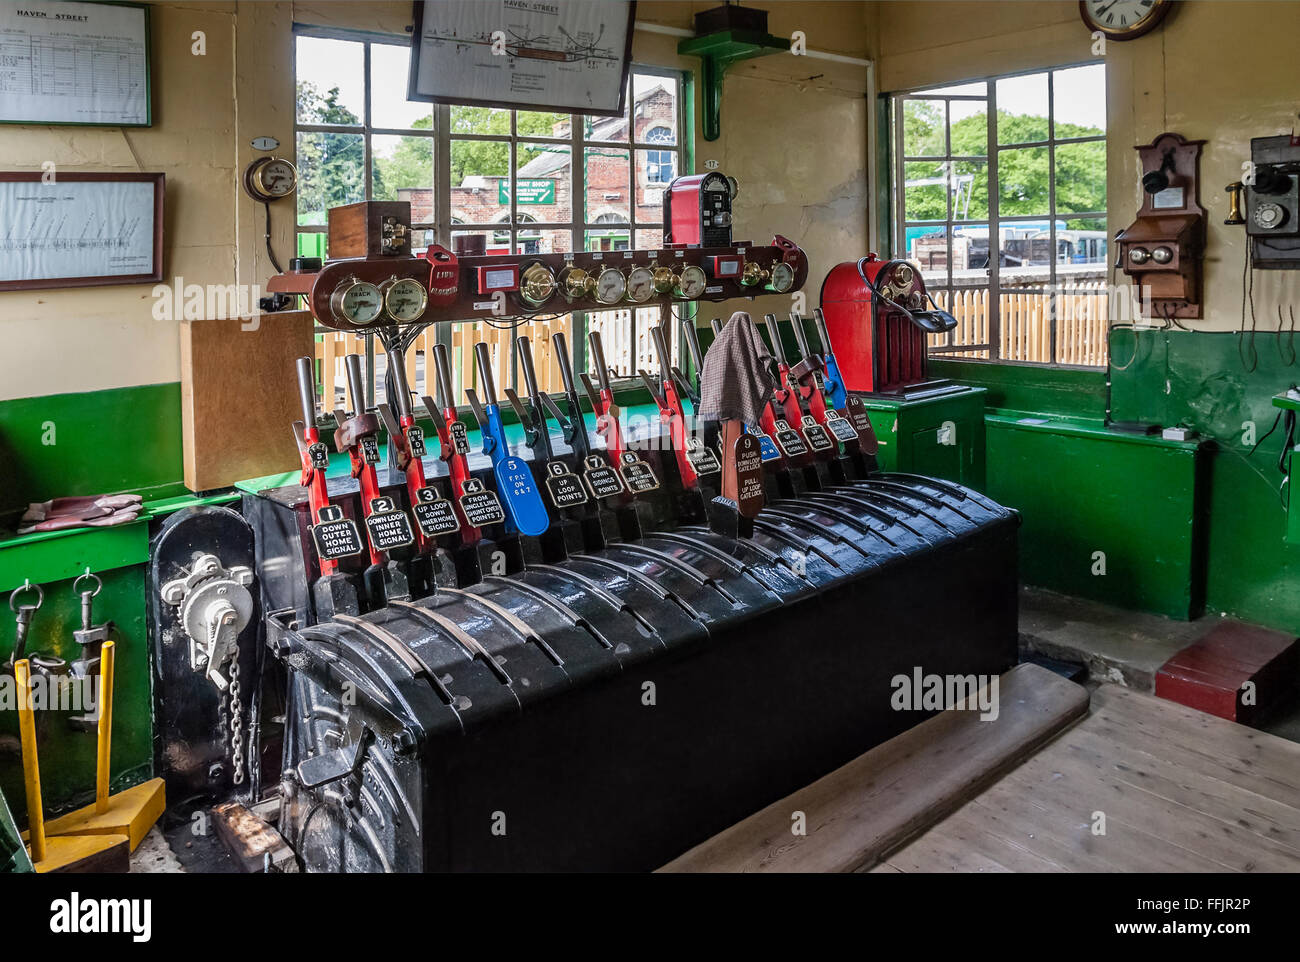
[767,261,795,294]
[242,156,298,202]
[330,277,383,326]
[595,267,627,305]
[675,265,708,300]
[520,262,557,307]
[626,266,655,303]
[1079,0,1173,41]
[380,277,428,322]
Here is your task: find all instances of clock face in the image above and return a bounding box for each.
[1081,0,1172,39]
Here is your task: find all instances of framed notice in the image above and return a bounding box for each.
[0,1,152,127]
[409,0,636,117]
[0,172,164,291]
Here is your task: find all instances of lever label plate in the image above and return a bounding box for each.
[412,486,461,537]
[311,504,364,561]
[495,457,551,536]
[734,433,765,518]
[774,420,808,458]
[361,435,381,465]
[407,425,427,459]
[459,477,506,527]
[545,461,589,509]
[685,436,721,475]
[583,455,625,499]
[364,497,416,551]
[618,451,660,493]
[844,396,879,454]
[307,441,330,471]
[801,415,834,452]
[824,410,860,444]
[449,421,471,456]
[758,434,782,462]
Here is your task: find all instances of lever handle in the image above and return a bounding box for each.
[650,324,672,372]
[473,342,497,404]
[432,343,455,413]
[552,331,577,397]
[710,317,724,337]
[789,312,812,359]
[812,308,834,355]
[762,313,787,363]
[386,347,412,418]
[588,330,612,392]
[419,395,447,434]
[295,357,318,427]
[517,335,541,401]
[680,318,704,372]
[345,354,367,415]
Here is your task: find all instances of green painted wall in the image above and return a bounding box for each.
[931,358,1107,420]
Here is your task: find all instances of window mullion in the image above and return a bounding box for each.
[1047,70,1058,366]
[987,79,1000,362]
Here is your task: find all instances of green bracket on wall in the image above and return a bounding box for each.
[677,30,791,141]
[1272,391,1300,545]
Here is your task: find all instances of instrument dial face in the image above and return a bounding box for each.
[595,267,627,305]
[333,279,383,325]
[382,277,427,322]
[520,262,557,307]
[626,266,654,303]
[257,158,298,197]
[675,265,707,299]
[768,261,795,293]
[1254,202,1287,230]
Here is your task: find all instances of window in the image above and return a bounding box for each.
[891,63,1108,366]
[294,27,689,408]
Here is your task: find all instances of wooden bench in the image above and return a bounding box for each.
[659,662,1089,873]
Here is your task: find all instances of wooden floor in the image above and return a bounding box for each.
[875,683,1300,872]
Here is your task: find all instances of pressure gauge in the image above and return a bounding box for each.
[767,261,795,294]
[1254,202,1288,230]
[379,277,428,322]
[519,262,557,307]
[559,266,594,301]
[893,263,915,287]
[1151,246,1174,265]
[675,264,708,299]
[243,157,298,202]
[626,265,654,303]
[1129,247,1150,265]
[595,267,627,305]
[330,277,383,325]
[651,265,677,294]
[740,261,767,288]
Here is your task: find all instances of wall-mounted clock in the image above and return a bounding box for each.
[1079,0,1173,40]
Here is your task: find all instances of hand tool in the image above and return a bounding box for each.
[464,341,550,537]
[334,353,412,606]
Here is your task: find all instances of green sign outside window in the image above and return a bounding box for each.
[500,179,555,205]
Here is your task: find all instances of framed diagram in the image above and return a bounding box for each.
[408,0,636,117]
[0,1,152,127]
[0,172,164,292]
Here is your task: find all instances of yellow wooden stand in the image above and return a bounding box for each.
[15,659,129,873]
[41,641,166,851]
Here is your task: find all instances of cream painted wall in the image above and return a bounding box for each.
[869,0,1300,331]
[0,0,874,403]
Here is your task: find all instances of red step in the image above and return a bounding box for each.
[1155,621,1298,725]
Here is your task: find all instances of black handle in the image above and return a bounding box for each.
[552,331,578,398]
[295,357,317,426]
[345,354,367,415]
[387,347,412,418]
[517,335,541,401]
[789,312,812,359]
[680,318,704,372]
[710,317,724,336]
[433,343,455,412]
[812,307,834,355]
[762,313,787,363]
[588,330,611,392]
[474,342,497,404]
[650,324,672,372]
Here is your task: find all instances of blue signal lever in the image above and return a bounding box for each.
[812,307,849,410]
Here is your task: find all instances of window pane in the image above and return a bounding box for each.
[450,105,510,134]
[998,146,1051,216]
[1054,140,1107,214]
[998,283,1054,362]
[916,81,986,96]
[587,307,662,376]
[516,227,571,255]
[902,99,946,157]
[515,143,572,223]
[996,72,1049,144]
[903,228,949,289]
[450,227,493,254]
[297,131,365,227]
[585,91,630,142]
[296,36,364,125]
[636,228,665,249]
[1055,279,1109,366]
[370,43,429,129]
[508,315,578,395]
[585,146,631,224]
[634,74,678,145]
[371,134,433,221]
[637,149,675,220]
[1053,64,1105,136]
[518,110,570,138]
[949,223,991,282]
[450,139,510,225]
[952,159,989,219]
[949,99,988,156]
[903,161,949,221]
[936,288,990,356]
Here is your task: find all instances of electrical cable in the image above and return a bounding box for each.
[1240,237,1258,372]
[1278,305,1297,366]
[263,201,284,275]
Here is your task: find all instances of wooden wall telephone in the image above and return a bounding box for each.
[1117,132,1207,319]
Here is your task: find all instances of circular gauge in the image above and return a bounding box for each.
[651,265,677,294]
[1151,246,1174,265]
[626,266,654,303]
[675,264,708,299]
[595,267,627,305]
[559,267,594,301]
[1254,202,1287,230]
[894,263,915,287]
[768,261,795,294]
[381,277,428,322]
[243,157,298,201]
[519,262,556,307]
[1129,247,1150,265]
[740,261,767,288]
[331,278,383,325]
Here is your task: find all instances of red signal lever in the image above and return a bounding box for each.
[334,354,385,569]
[293,357,338,575]
[421,343,480,547]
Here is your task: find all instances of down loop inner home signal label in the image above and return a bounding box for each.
[545,461,589,509]
[618,451,660,492]
[412,486,461,537]
[458,478,506,527]
[364,497,416,551]
[311,504,364,561]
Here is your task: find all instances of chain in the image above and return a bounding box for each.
[227,644,245,786]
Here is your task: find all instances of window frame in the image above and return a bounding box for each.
[890,61,1108,368]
